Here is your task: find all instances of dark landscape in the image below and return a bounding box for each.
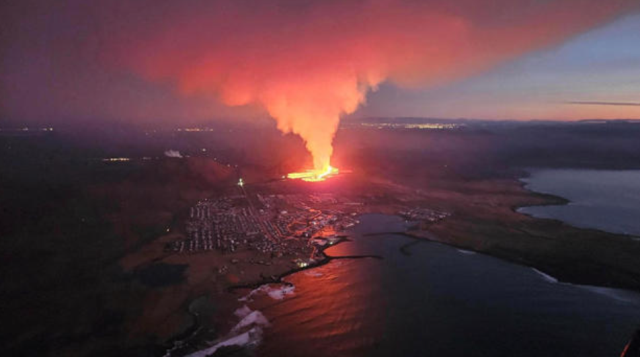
[2,119,640,356]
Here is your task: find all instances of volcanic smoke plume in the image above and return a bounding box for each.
[110,0,637,171]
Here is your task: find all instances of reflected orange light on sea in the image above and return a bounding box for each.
[246,238,385,356]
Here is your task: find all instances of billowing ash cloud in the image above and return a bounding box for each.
[110,0,635,170]
[164,150,183,158]
[2,0,638,170]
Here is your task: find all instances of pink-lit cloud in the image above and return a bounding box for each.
[2,1,638,168]
[109,0,636,169]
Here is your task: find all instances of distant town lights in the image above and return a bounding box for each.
[102,157,131,162]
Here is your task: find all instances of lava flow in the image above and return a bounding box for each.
[287,165,339,182]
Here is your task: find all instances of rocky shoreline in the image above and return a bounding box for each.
[162,230,387,357]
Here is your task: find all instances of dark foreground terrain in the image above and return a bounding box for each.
[1,119,640,356]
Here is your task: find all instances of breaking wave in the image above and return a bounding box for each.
[184,306,270,357]
[239,284,295,302]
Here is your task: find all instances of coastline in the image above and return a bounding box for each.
[133,172,640,356]
[515,170,640,239]
[226,235,362,292]
[164,232,384,357]
[401,174,640,292]
[183,209,640,357]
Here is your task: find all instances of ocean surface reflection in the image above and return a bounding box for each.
[249,214,640,357]
[519,169,640,236]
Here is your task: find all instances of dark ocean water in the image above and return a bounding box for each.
[248,214,640,357]
[519,169,640,237]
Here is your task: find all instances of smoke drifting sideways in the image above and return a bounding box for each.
[4,1,637,173]
[111,0,636,173]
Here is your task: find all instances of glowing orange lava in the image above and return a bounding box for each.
[287,165,339,182]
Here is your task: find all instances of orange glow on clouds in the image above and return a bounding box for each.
[114,0,637,170]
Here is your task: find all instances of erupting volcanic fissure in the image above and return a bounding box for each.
[287,165,339,182]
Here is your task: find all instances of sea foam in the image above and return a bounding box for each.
[184,306,270,357]
[239,284,295,302]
